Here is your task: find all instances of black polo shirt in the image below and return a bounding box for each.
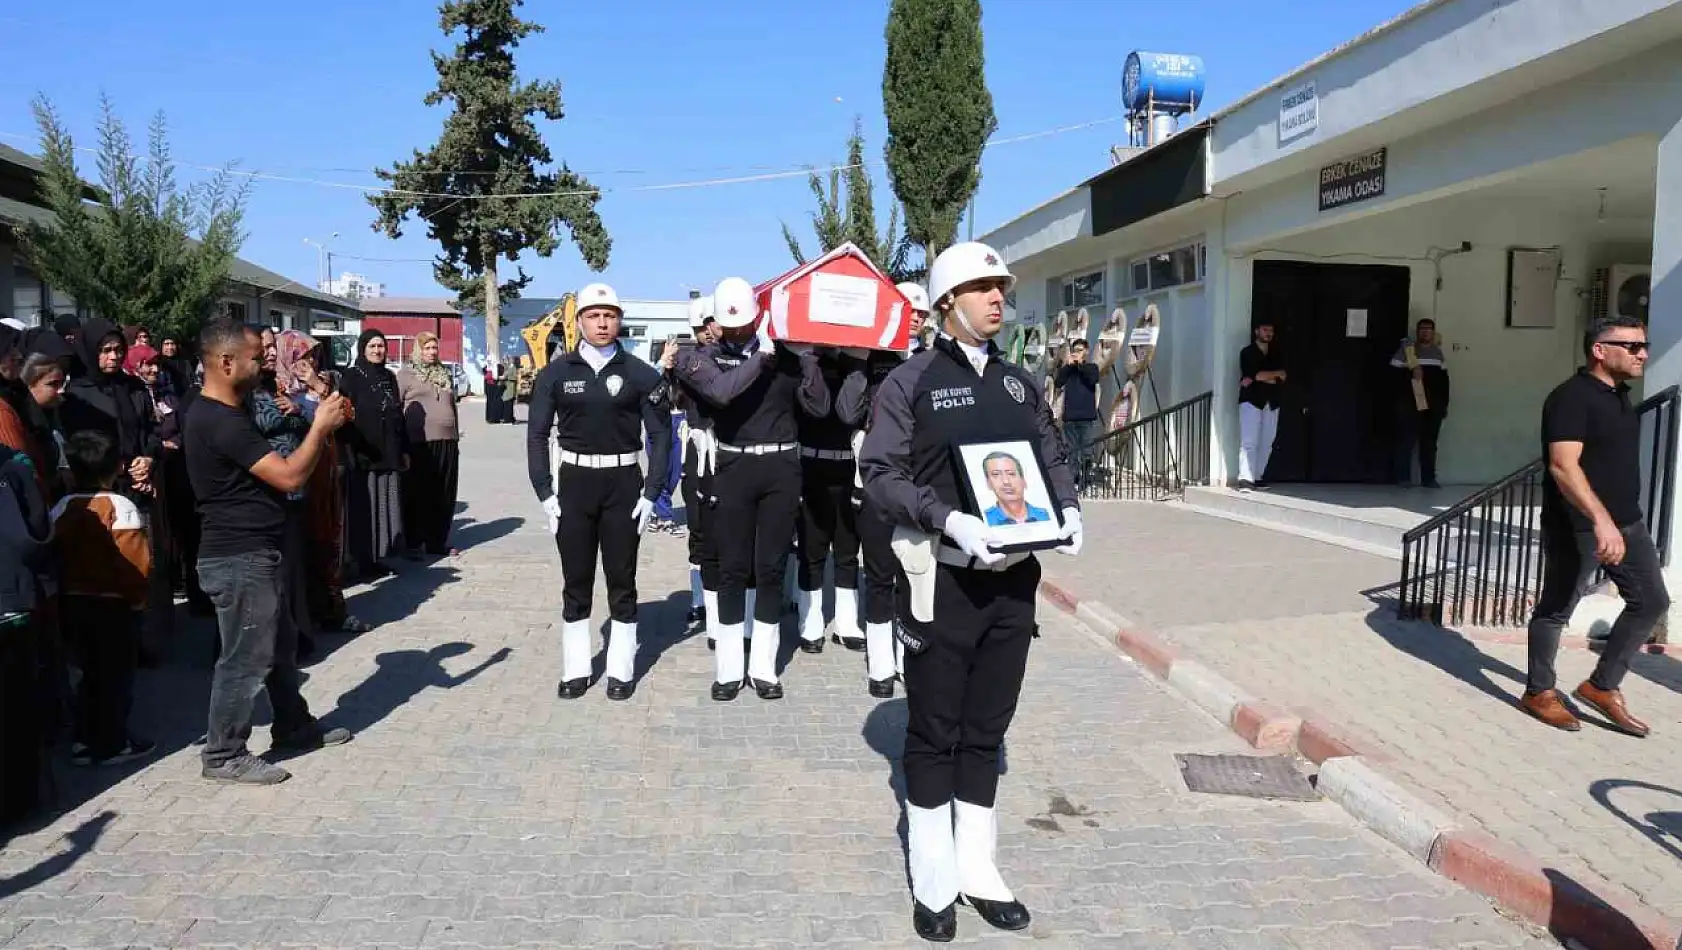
[1239,343,1284,409]
[1540,370,1642,531]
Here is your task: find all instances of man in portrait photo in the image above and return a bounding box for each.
[981,452,1051,526]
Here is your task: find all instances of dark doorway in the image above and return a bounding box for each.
[1251,260,1411,483]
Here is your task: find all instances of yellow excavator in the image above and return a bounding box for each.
[514,293,577,402]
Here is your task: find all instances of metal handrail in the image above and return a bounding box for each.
[1079,391,1213,501]
[1398,384,1681,627]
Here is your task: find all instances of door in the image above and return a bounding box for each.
[1250,261,1410,483]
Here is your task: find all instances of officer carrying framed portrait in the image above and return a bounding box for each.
[952,439,1066,552]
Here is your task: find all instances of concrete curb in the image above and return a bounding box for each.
[1036,576,1682,950]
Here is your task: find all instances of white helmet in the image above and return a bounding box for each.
[712,277,759,329]
[576,282,623,315]
[896,281,930,314]
[687,295,715,330]
[927,242,1014,307]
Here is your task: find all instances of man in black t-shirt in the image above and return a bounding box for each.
[1054,340,1102,490]
[185,320,352,784]
[1523,315,1667,738]
[1237,321,1286,490]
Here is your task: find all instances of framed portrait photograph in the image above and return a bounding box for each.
[952,439,1066,553]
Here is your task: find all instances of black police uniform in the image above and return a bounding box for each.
[794,352,863,653]
[673,367,719,618]
[837,350,908,696]
[674,336,830,699]
[527,343,671,699]
[859,333,1077,936]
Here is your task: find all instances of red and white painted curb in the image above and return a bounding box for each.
[1039,576,1682,950]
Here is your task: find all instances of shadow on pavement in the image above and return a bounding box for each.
[450,516,524,551]
[1542,867,1669,948]
[344,562,462,630]
[863,698,911,892]
[0,810,114,897]
[1362,608,1526,706]
[295,641,511,752]
[1589,778,1682,864]
[630,591,702,684]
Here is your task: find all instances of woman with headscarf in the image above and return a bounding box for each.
[500,362,518,423]
[338,329,408,579]
[483,362,504,425]
[248,330,322,659]
[59,318,156,500]
[124,343,184,660]
[397,331,461,559]
[274,331,369,635]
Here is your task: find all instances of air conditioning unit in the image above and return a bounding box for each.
[1591,265,1651,322]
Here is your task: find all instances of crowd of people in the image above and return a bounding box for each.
[0,315,467,810]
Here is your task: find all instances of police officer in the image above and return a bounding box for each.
[860,243,1083,940]
[837,281,932,696]
[676,296,721,639]
[527,283,672,702]
[673,277,830,701]
[793,349,864,655]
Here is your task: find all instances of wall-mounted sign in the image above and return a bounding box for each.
[1278,80,1319,143]
[1319,147,1387,212]
[1345,308,1368,338]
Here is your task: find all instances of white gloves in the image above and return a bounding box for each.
[1055,507,1084,557]
[943,511,1004,566]
[631,497,656,534]
[541,495,562,533]
[755,320,776,355]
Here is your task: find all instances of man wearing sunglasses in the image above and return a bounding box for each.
[1523,314,1666,738]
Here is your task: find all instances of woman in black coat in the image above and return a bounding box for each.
[337,329,409,580]
[58,318,157,500]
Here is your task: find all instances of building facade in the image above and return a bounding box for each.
[321,271,385,301]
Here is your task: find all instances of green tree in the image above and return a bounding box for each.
[781,118,919,282]
[369,0,610,364]
[19,95,249,341]
[882,0,997,261]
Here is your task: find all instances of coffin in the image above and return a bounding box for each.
[756,242,913,350]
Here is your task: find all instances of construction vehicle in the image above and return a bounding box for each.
[514,293,578,402]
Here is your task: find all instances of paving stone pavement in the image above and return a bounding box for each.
[0,414,1555,949]
[1053,500,1682,924]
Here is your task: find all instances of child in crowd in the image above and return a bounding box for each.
[51,430,155,767]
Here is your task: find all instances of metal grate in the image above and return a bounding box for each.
[1176,753,1319,802]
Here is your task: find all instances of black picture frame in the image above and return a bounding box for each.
[949,438,1067,554]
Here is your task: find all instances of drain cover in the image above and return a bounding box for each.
[1176,753,1319,801]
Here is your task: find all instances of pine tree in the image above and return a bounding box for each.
[781,118,919,282]
[369,0,610,364]
[882,0,996,261]
[18,95,249,341]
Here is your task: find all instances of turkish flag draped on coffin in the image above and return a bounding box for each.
[755,242,913,351]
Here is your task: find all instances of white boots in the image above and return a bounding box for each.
[796,588,825,645]
[604,620,637,684]
[703,589,720,647]
[954,801,1013,902]
[831,586,863,647]
[747,617,781,687]
[714,620,745,686]
[907,803,959,912]
[560,619,591,684]
[866,621,896,682]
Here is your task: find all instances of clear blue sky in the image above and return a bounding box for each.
[0,0,1415,303]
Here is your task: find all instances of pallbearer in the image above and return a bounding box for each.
[673,277,830,701]
[793,349,864,655]
[676,296,722,642]
[860,243,1083,941]
[837,281,931,696]
[527,283,671,702]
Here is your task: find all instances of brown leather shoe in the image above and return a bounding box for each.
[1520,690,1582,731]
[1573,682,1651,738]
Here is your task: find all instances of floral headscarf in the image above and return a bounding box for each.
[275,329,320,395]
[123,343,159,376]
[411,334,453,391]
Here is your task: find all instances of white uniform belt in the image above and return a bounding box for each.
[559,450,639,468]
[935,545,1032,572]
[801,447,854,461]
[717,441,799,455]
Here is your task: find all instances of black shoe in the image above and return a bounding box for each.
[833,633,866,652]
[751,678,784,701]
[711,679,744,702]
[961,894,1030,931]
[686,606,706,627]
[605,678,635,701]
[557,677,591,699]
[869,677,895,699]
[913,901,957,942]
[800,637,825,655]
[270,725,353,752]
[707,637,716,652]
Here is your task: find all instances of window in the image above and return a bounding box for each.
[221,300,249,323]
[1130,241,1206,293]
[1059,270,1105,311]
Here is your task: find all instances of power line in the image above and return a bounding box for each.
[0,115,1122,202]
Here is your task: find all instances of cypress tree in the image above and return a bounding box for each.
[882,0,996,262]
